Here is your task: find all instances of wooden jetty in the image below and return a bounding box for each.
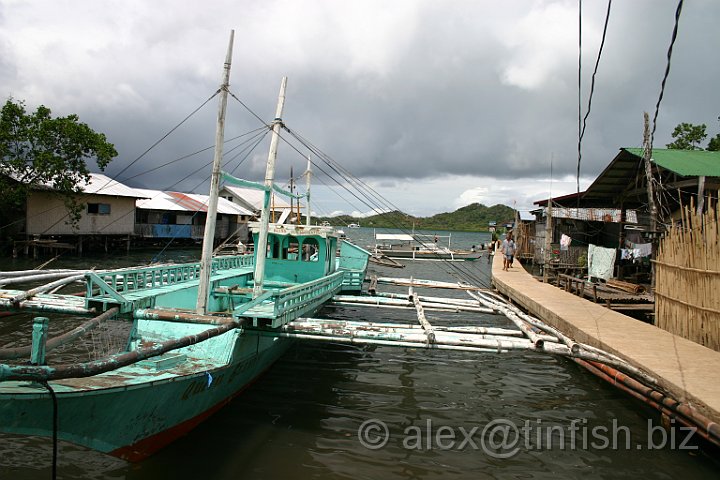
[492,251,720,429]
[548,273,654,314]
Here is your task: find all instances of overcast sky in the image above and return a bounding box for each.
[2,0,718,218]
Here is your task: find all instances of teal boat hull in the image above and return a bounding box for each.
[0,331,291,461]
[1,239,368,460]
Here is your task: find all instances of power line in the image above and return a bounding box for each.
[650,0,685,150]
[577,0,613,201]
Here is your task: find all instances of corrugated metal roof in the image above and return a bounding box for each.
[82,173,146,197]
[221,185,292,209]
[135,189,188,212]
[625,148,720,177]
[135,188,254,215]
[167,191,208,211]
[7,171,145,198]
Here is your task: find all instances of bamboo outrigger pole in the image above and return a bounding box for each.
[253,77,288,298]
[197,30,234,314]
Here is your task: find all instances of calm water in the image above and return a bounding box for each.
[1,228,718,479]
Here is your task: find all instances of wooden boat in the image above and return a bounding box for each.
[373,233,481,261]
[0,32,369,461]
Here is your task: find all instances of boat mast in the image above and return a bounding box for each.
[196,31,234,314]
[305,155,312,226]
[253,77,288,298]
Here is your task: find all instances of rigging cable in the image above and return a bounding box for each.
[37,128,269,236]
[278,126,492,288]
[97,90,220,192]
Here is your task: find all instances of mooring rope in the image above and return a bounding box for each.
[39,380,58,480]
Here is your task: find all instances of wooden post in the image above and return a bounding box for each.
[31,317,50,365]
[368,275,378,296]
[642,112,659,289]
[697,176,706,215]
[642,112,658,232]
[197,30,234,314]
[543,199,553,283]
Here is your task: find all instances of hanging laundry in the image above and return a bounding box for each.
[588,244,617,280]
[634,243,652,258]
[560,234,572,251]
[620,249,633,260]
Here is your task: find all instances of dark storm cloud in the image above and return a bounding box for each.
[2,0,718,214]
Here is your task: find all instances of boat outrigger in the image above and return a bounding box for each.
[0,32,369,461]
[373,233,481,261]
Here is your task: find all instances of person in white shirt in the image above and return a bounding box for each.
[501,233,516,271]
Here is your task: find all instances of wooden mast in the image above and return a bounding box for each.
[196,30,234,314]
[253,77,288,298]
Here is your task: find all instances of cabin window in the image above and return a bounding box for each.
[302,238,320,262]
[287,236,300,260]
[266,235,288,259]
[87,203,111,215]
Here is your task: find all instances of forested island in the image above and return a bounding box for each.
[316,203,516,232]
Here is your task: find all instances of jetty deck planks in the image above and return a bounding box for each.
[491,253,720,425]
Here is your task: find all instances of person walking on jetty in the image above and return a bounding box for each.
[487,241,494,264]
[501,233,516,271]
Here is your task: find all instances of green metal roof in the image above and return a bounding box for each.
[625,148,720,177]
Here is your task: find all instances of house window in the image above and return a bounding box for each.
[88,203,111,215]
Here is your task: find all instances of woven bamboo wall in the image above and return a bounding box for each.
[655,203,720,351]
[515,221,535,259]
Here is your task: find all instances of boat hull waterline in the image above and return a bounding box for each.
[0,327,292,461]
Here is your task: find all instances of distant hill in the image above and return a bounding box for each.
[316,203,516,232]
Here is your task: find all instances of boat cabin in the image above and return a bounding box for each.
[250,223,338,284]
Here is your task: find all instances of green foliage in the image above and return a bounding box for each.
[666,122,707,150]
[317,202,516,232]
[708,134,720,152]
[0,99,117,227]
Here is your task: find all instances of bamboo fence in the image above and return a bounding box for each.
[514,221,535,260]
[655,202,720,351]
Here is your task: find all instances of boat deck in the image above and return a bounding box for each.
[491,252,720,423]
[86,266,255,313]
[0,290,92,314]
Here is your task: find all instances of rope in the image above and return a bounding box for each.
[40,380,59,480]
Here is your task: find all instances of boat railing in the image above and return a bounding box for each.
[85,255,255,312]
[340,269,365,291]
[275,271,344,314]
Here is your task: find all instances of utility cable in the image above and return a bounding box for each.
[577,0,613,203]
